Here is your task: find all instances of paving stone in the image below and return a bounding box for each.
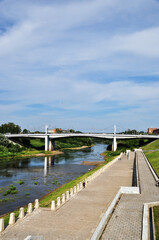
[101,151,159,240]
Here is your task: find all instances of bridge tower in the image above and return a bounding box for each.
[45,125,49,151]
[112,125,117,151]
[45,125,55,151]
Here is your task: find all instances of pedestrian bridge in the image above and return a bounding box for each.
[4,129,159,151]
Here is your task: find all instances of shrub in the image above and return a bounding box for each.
[0,134,10,147]
[0,145,8,152]
[8,143,21,153]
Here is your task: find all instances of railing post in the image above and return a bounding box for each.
[19,207,24,219]
[51,200,55,210]
[9,213,15,225]
[0,219,4,232]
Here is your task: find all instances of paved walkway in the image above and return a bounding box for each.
[1,154,134,240]
[101,151,159,240]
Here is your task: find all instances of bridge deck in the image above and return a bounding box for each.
[1,154,134,240]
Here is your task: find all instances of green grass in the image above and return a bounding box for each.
[142,139,159,150]
[145,151,159,175]
[153,206,159,240]
[30,139,45,148]
[0,149,53,158]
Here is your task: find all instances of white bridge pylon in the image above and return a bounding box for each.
[112,125,117,151]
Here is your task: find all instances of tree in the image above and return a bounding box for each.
[0,122,21,134]
[69,129,75,133]
[22,129,29,134]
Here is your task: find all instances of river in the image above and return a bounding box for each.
[0,143,107,215]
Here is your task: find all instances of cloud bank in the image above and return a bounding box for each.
[0,0,159,132]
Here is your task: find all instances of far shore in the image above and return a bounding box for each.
[20,150,64,157]
[0,145,93,158]
[62,145,91,150]
[81,160,105,166]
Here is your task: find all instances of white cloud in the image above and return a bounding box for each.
[0,0,159,130]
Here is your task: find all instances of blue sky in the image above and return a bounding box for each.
[0,0,159,132]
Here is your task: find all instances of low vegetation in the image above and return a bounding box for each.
[145,151,159,175]
[143,140,159,239]
[142,139,159,151]
[0,134,23,156]
[143,139,159,175]
[16,180,25,185]
[153,206,159,240]
[3,185,18,196]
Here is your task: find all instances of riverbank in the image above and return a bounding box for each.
[62,145,91,150]
[0,150,63,159]
[20,150,63,157]
[81,161,104,166]
[0,145,93,159]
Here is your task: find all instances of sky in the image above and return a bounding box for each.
[0,0,159,132]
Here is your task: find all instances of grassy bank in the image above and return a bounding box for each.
[153,206,159,240]
[0,149,59,159]
[142,139,159,151]
[143,139,159,175]
[145,151,159,175]
[0,150,118,227]
[143,140,159,239]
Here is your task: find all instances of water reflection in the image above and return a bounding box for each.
[44,157,47,178]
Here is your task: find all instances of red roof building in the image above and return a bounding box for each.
[147,128,158,134]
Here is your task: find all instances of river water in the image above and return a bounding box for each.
[0,144,107,215]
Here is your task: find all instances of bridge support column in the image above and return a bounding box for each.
[45,135,49,151]
[112,137,117,151]
[49,139,55,151]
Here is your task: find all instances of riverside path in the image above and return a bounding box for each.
[0,154,134,240]
[101,151,159,240]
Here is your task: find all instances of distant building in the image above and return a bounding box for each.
[48,128,71,134]
[54,128,62,133]
[48,128,62,133]
[153,129,159,135]
[147,128,158,134]
[47,129,54,134]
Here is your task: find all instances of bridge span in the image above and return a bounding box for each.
[4,125,159,151]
